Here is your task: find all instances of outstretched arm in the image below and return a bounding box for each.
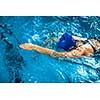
[19,43,86,58]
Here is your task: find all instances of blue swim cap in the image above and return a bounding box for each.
[58,32,76,51]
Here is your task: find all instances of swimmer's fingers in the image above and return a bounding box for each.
[19,43,34,50]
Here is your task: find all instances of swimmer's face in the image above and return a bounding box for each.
[75,41,83,47]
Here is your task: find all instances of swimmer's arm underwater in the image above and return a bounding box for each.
[72,35,87,41]
[19,43,87,58]
[42,35,86,46]
[51,35,87,41]
[45,35,86,43]
[41,37,61,46]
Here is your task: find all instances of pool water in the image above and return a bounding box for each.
[0,16,100,83]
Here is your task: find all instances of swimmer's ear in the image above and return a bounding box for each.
[19,43,34,50]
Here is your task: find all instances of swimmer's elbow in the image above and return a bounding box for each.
[50,51,65,57]
[51,51,84,58]
[64,48,85,58]
[65,53,83,58]
[64,53,81,58]
[51,52,81,58]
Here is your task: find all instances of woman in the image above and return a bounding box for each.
[19,32,100,58]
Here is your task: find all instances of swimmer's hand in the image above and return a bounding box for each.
[19,43,34,50]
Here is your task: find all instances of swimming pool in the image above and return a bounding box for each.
[0,16,100,83]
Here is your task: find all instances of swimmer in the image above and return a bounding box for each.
[19,32,100,58]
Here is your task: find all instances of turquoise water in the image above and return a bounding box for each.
[0,16,100,83]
